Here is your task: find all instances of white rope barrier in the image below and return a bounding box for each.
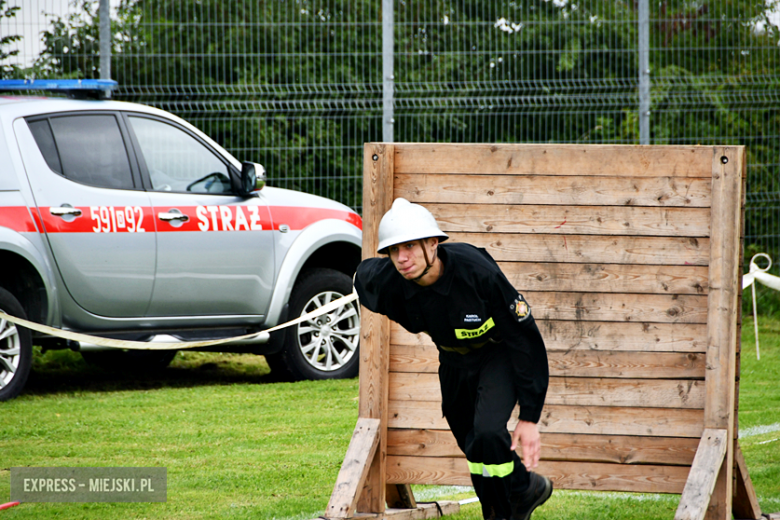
[0,289,358,351]
[742,253,780,360]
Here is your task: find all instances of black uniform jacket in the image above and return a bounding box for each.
[354,242,549,424]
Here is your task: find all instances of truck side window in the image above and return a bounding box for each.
[44,114,134,190]
[128,116,231,194]
[27,119,63,175]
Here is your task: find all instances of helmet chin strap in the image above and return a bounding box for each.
[412,239,438,283]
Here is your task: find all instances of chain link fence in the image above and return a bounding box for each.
[3,0,780,307]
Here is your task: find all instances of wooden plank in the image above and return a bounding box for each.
[392,321,709,353]
[498,262,709,295]
[732,443,762,520]
[542,460,690,494]
[393,143,713,178]
[547,350,705,379]
[389,401,705,438]
[326,418,382,519]
[527,291,709,324]
[386,456,690,493]
[386,454,470,487]
[352,501,460,520]
[356,143,396,514]
[450,232,710,266]
[389,373,706,409]
[542,433,698,466]
[538,404,704,437]
[387,429,699,466]
[428,203,711,237]
[675,429,728,520]
[547,378,706,410]
[390,343,706,379]
[395,173,712,207]
[387,429,463,458]
[703,147,744,519]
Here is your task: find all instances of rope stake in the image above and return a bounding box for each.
[742,253,780,360]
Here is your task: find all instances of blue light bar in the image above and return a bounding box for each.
[0,79,117,92]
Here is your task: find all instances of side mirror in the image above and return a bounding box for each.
[240,162,266,196]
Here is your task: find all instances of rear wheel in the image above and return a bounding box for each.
[0,287,33,401]
[267,268,360,381]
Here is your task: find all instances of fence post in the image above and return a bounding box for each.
[99,0,111,97]
[382,0,394,143]
[638,0,650,144]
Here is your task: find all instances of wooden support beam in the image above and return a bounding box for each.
[703,146,744,519]
[675,429,728,520]
[356,143,395,513]
[326,418,382,519]
[732,443,762,520]
[386,484,417,509]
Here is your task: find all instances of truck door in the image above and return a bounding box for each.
[15,113,155,317]
[124,114,275,318]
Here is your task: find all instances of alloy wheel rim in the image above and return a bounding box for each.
[296,290,360,372]
[0,313,21,388]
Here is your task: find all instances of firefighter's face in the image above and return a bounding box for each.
[388,238,438,280]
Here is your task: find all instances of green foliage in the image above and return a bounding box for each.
[0,0,21,78]
[26,0,141,80]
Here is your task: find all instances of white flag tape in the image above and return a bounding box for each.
[0,289,359,351]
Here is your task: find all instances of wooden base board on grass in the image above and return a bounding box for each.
[352,501,460,520]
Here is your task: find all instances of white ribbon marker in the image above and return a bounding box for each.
[742,253,780,360]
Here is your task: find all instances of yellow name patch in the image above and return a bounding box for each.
[455,317,495,340]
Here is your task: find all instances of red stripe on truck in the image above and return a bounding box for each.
[0,205,362,234]
[0,206,38,232]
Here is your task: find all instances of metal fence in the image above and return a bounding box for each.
[3,0,780,305]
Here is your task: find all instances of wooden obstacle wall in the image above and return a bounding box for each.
[327,143,760,520]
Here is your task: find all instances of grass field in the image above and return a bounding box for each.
[1,317,779,519]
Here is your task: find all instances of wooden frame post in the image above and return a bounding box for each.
[676,147,744,520]
[355,144,395,514]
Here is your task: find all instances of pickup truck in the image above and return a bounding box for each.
[0,80,362,401]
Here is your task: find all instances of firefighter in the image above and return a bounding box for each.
[354,198,552,520]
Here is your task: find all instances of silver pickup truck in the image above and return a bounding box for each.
[0,81,362,401]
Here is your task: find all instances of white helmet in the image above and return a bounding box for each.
[377,198,448,254]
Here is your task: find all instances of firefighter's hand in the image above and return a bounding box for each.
[511,420,541,470]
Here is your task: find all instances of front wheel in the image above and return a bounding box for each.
[0,287,33,401]
[268,268,360,381]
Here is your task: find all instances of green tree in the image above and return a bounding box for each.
[0,0,21,78]
[30,0,140,80]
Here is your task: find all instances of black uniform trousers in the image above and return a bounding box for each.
[439,344,530,520]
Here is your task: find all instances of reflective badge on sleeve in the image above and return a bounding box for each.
[510,294,531,322]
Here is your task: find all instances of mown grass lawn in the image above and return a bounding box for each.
[1,317,779,519]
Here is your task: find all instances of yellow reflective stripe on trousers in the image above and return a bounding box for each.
[454,317,495,340]
[467,460,514,478]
